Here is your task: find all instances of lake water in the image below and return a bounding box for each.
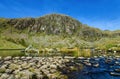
[73,57,120,79]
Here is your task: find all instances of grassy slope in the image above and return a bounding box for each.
[0,39,24,49]
[0,37,25,57]
[94,37,120,50]
[1,30,120,50]
[0,31,120,57]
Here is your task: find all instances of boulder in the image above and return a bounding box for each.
[50,65,57,69]
[1,73,9,79]
[14,57,20,60]
[4,56,12,61]
[26,57,32,60]
[0,67,6,73]
[49,69,57,73]
[4,61,11,64]
[8,75,15,79]
[5,69,14,74]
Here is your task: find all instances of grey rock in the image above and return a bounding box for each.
[14,57,20,60]
[50,64,57,69]
[1,73,9,79]
[4,56,12,61]
[5,69,14,74]
[50,69,57,73]
[26,57,32,60]
[8,75,15,79]
[0,67,6,73]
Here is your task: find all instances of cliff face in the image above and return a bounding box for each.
[0,14,120,41]
[7,14,82,35]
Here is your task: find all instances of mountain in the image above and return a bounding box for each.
[7,14,82,36]
[0,14,120,49]
[0,14,113,40]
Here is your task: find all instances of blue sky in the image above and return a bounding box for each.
[0,0,120,30]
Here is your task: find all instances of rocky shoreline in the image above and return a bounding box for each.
[0,56,82,79]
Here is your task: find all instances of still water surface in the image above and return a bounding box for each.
[74,57,120,79]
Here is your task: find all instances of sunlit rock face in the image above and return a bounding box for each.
[7,14,82,35]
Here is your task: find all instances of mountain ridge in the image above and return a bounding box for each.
[0,14,120,42]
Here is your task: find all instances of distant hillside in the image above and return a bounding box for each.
[0,14,120,42]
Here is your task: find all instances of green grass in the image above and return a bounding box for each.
[0,31,120,57]
[0,50,25,57]
[0,37,25,49]
[0,35,25,57]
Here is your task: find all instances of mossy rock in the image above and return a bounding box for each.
[58,75,68,79]
[29,67,35,72]
[9,64,19,70]
[0,68,6,73]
